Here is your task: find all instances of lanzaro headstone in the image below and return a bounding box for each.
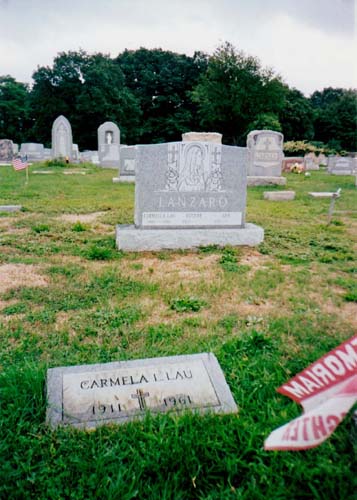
[116,141,264,250]
[52,116,73,160]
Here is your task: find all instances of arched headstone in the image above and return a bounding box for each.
[52,116,73,160]
[247,130,284,177]
[98,122,120,168]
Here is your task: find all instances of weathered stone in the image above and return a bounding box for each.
[20,143,45,162]
[330,157,354,175]
[0,205,22,212]
[263,191,295,201]
[247,130,284,177]
[46,353,238,429]
[52,116,73,160]
[98,122,120,168]
[0,139,14,162]
[182,132,222,143]
[118,145,137,181]
[247,176,286,186]
[72,144,80,162]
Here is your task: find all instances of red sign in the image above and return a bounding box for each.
[265,335,357,450]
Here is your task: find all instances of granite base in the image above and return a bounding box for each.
[116,223,264,251]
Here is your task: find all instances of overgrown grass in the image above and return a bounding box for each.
[0,165,356,499]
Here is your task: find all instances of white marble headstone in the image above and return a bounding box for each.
[47,353,237,428]
[52,115,73,160]
[98,121,120,168]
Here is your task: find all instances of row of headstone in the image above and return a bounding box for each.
[0,116,121,167]
[113,129,286,186]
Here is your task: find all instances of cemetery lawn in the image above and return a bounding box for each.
[0,163,356,499]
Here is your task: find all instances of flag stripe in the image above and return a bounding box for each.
[12,156,28,171]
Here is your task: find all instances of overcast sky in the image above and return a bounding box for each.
[0,0,355,95]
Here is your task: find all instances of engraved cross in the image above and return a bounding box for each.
[131,389,150,411]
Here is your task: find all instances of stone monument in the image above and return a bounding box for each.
[0,139,14,162]
[116,140,264,251]
[72,144,80,162]
[46,353,237,429]
[98,121,120,168]
[52,115,73,160]
[113,145,137,183]
[246,130,286,186]
[330,157,355,175]
[20,143,45,162]
[182,132,222,144]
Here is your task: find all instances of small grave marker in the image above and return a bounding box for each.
[47,353,237,429]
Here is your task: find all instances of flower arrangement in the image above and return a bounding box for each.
[290,162,305,174]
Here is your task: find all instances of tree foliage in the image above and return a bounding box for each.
[116,47,207,143]
[29,51,141,149]
[0,76,30,143]
[192,42,286,145]
[0,44,355,151]
[279,87,314,141]
[310,87,357,151]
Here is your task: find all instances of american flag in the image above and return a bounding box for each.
[12,155,28,171]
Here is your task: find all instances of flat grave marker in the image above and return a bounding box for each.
[47,353,237,429]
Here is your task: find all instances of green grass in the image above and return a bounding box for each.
[0,164,356,499]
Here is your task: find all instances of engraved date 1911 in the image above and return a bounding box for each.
[92,403,122,415]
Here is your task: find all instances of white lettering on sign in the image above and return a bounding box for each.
[142,212,242,227]
[265,335,357,451]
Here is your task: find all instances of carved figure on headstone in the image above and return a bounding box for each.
[106,131,113,144]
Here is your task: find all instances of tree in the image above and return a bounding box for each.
[310,87,357,151]
[29,51,141,149]
[116,48,207,143]
[247,113,282,134]
[279,87,314,141]
[192,42,286,145]
[0,75,30,143]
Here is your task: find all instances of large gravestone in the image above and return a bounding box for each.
[0,139,14,162]
[116,141,264,251]
[246,130,285,186]
[46,353,237,429]
[98,122,120,168]
[20,143,45,162]
[52,115,73,160]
